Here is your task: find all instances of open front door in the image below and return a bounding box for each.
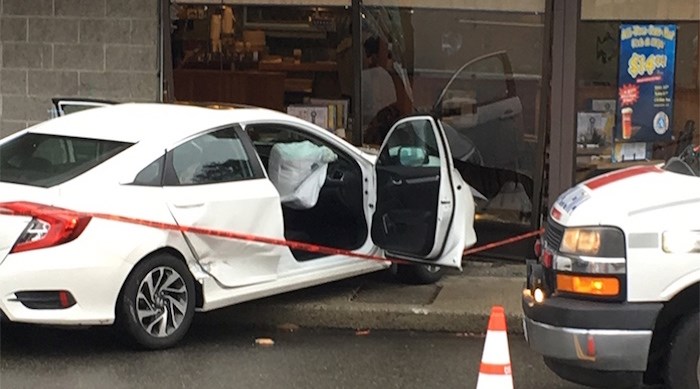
[51,98,115,118]
[371,116,467,269]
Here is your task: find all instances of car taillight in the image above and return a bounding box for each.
[1,202,92,254]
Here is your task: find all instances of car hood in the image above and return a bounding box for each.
[551,165,700,226]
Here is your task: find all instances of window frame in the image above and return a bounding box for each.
[377,118,442,168]
[129,154,167,187]
[242,120,360,173]
[162,124,265,187]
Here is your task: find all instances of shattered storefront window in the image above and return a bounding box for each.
[360,1,545,226]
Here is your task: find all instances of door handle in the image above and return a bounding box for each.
[391,178,403,186]
[173,203,204,209]
[404,176,439,185]
[499,109,516,120]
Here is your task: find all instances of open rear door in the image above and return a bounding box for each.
[371,115,467,269]
[51,98,115,118]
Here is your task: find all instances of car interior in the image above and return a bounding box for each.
[245,123,368,261]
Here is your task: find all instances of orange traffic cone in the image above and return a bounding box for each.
[476,305,513,389]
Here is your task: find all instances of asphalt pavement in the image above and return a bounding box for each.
[0,320,587,389]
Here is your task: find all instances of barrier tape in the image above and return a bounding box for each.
[1,202,543,265]
[462,229,544,256]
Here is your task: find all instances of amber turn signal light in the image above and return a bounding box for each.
[556,274,620,296]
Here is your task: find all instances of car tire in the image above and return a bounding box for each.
[395,264,446,285]
[665,311,700,389]
[117,253,196,350]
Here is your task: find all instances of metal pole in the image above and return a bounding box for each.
[351,0,363,146]
[547,0,579,207]
[160,0,176,103]
[531,0,555,228]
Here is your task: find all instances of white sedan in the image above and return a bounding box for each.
[0,102,476,349]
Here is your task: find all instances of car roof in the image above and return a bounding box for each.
[28,103,299,145]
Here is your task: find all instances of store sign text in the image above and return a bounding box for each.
[628,53,668,78]
[620,25,676,41]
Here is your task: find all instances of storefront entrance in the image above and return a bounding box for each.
[163,0,549,260]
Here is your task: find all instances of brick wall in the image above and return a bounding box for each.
[0,0,160,137]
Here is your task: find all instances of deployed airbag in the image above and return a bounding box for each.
[268,141,338,209]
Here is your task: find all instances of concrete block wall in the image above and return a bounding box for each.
[0,0,160,137]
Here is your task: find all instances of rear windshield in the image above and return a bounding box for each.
[0,133,132,187]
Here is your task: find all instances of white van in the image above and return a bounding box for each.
[523,146,700,388]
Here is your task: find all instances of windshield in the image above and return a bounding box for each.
[0,133,132,187]
[663,145,700,177]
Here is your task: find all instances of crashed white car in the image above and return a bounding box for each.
[0,102,476,349]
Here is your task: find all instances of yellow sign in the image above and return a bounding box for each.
[628,53,668,78]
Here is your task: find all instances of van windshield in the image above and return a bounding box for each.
[0,133,132,188]
[663,145,700,177]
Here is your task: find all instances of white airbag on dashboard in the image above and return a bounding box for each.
[268,141,337,209]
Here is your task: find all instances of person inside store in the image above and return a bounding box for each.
[362,36,413,145]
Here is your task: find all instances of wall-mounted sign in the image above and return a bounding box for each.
[616,24,677,143]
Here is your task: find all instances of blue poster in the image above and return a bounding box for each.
[616,24,677,142]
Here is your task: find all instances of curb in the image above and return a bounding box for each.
[204,303,526,335]
[198,275,526,335]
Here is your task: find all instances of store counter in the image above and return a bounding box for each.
[173,69,285,111]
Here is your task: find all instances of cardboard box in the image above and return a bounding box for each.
[287,105,329,129]
[308,98,349,130]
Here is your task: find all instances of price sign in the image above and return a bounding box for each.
[616,24,677,142]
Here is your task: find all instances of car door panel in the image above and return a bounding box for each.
[164,179,284,288]
[371,165,440,257]
[162,126,285,288]
[371,116,468,269]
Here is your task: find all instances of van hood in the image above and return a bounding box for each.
[551,165,700,226]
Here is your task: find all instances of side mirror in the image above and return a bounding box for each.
[399,146,428,167]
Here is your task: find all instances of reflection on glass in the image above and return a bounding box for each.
[361,5,545,225]
[574,20,699,184]
[172,128,254,185]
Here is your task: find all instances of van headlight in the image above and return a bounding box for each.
[555,227,626,300]
[560,227,625,257]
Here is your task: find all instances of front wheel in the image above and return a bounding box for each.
[394,264,446,285]
[117,253,196,350]
[665,311,700,389]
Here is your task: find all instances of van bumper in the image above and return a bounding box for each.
[522,258,664,388]
[523,316,653,371]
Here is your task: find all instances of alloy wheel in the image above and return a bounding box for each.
[135,266,189,338]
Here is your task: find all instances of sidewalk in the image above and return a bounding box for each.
[199,259,528,335]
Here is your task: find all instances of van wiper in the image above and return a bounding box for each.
[665,145,700,176]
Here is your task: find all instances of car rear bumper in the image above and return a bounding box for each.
[0,248,133,326]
